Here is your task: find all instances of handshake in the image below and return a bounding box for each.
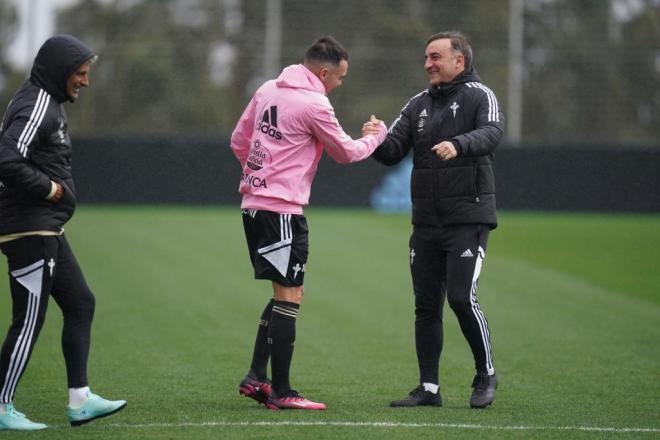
[361,115,384,137]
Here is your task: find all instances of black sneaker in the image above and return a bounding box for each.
[470,373,498,408]
[390,385,442,407]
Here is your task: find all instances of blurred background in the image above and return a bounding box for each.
[0,0,659,211]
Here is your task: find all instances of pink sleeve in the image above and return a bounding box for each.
[308,101,387,164]
[230,96,258,165]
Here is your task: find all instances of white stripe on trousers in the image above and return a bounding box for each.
[469,246,494,375]
[0,264,43,403]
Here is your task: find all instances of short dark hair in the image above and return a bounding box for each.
[304,36,349,66]
[426,31,473,70]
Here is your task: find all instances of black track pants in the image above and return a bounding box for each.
[0,235,95,403]
[409,224,495,385]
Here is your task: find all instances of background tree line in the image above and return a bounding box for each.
[0,0,658,148]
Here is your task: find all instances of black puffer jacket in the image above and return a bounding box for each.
[0,35,95,235]
[373,68,505,228]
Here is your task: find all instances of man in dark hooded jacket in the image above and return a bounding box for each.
[366,31,504,409]
[0,35,126,431]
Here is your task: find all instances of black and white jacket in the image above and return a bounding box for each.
[373,68,505,228]
[0,35,95,235]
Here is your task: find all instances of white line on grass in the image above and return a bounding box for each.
[88,421,659,433]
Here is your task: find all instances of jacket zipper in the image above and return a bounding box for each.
[473,162,480,202]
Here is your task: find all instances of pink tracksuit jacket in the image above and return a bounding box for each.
[230,64,387,214]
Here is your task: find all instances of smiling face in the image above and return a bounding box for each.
[424,38,464,87]
[319,59,348,94]
[66,61,92,101]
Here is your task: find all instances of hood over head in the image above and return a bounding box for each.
[30,34,96,103]
[275,64,325,94]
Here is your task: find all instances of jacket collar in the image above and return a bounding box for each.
[428,67,481,98]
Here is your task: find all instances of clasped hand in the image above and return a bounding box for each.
[361,115,384,137]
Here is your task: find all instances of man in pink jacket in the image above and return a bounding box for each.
[231,36,386,410]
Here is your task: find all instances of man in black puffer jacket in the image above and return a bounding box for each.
[0,35,126,431]
[367,31,504,409]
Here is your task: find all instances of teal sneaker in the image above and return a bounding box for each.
[66,393,126,427]
[0,403,47,430]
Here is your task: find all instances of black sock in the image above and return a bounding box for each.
[249,299,274,380]
[268,300,299,396]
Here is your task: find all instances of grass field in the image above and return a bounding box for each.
[0,206,658,439]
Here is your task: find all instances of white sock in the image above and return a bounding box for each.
[422,382,439,394]
[68,386,90,407]
[0,403,6,414]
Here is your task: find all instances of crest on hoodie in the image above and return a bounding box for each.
[246,139,272,171]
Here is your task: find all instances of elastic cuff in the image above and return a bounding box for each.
[46,181,58,200]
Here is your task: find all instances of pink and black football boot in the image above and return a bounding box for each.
[265,390,326,410]
[239,374,273,406]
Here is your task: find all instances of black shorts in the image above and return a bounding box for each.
[242,209,309,287]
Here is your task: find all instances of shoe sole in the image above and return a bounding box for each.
[265,404,326,410]
[70,402,127,427]
[389,402,442,407]
[470,399,495,409]
[265,401,326,410]
[0,424,48,431]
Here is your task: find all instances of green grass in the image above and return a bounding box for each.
[491,211,660,306]
[0,206,658,439]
